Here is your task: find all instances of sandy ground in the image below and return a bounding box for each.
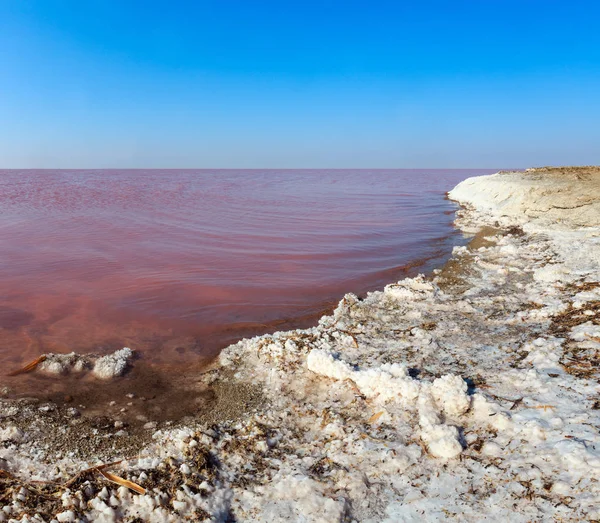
[1,167,599,522]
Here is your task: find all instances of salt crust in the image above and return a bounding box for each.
[2,171,600,522]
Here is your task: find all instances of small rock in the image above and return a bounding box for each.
[143,421,157,430]
[56,510,77,522]
[16,487,28,502]
[173,500,187,511]
[114,421,124,429]
[1,406,18,417]
[66,407,80,418]
[0,426,24,443]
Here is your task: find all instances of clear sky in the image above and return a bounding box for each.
[1,0,599,168]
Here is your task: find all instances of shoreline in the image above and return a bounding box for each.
[0,168,475,378]
[2,167,599,522]
[2,212,466,431]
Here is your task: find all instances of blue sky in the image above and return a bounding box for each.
[1,1,599,168]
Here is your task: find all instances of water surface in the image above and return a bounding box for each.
[0,169,495,385]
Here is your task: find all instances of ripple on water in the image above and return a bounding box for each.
[0,169,497,414]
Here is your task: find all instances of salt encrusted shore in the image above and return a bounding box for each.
[1,167,599,522]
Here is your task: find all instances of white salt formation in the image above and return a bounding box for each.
[92,348,134,379]
[1,167,599,521]
[449,167,600,229]
[36,347,133,379]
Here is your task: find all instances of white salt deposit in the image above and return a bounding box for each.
[35,347,133,379]
[1,168,599,521]
[37,352,91,375]
[0,426,24,443]
[92,348,133,379]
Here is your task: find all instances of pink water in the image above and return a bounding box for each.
[0,169,495,380]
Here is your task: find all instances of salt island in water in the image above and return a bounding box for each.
[1,167,600,522]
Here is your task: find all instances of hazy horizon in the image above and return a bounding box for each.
[0,167,512,170]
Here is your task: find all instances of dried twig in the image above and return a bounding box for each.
[8,355,47,376]
[368,411,384,424]
[509,398,524,411]
[61,460,125,489]
[96,468,146,495]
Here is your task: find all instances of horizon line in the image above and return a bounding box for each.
[0,167,514,170]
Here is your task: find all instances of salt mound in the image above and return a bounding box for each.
[37,347,133,379]
[307,348,468,459]
[92,348,134,379]
[448,167,600,229]
[37,352,91,375]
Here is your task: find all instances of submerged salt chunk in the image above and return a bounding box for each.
[93,348,133,379]
[38,352,91,375]
[35,347,133,379]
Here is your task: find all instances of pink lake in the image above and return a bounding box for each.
[0,169,496,386]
